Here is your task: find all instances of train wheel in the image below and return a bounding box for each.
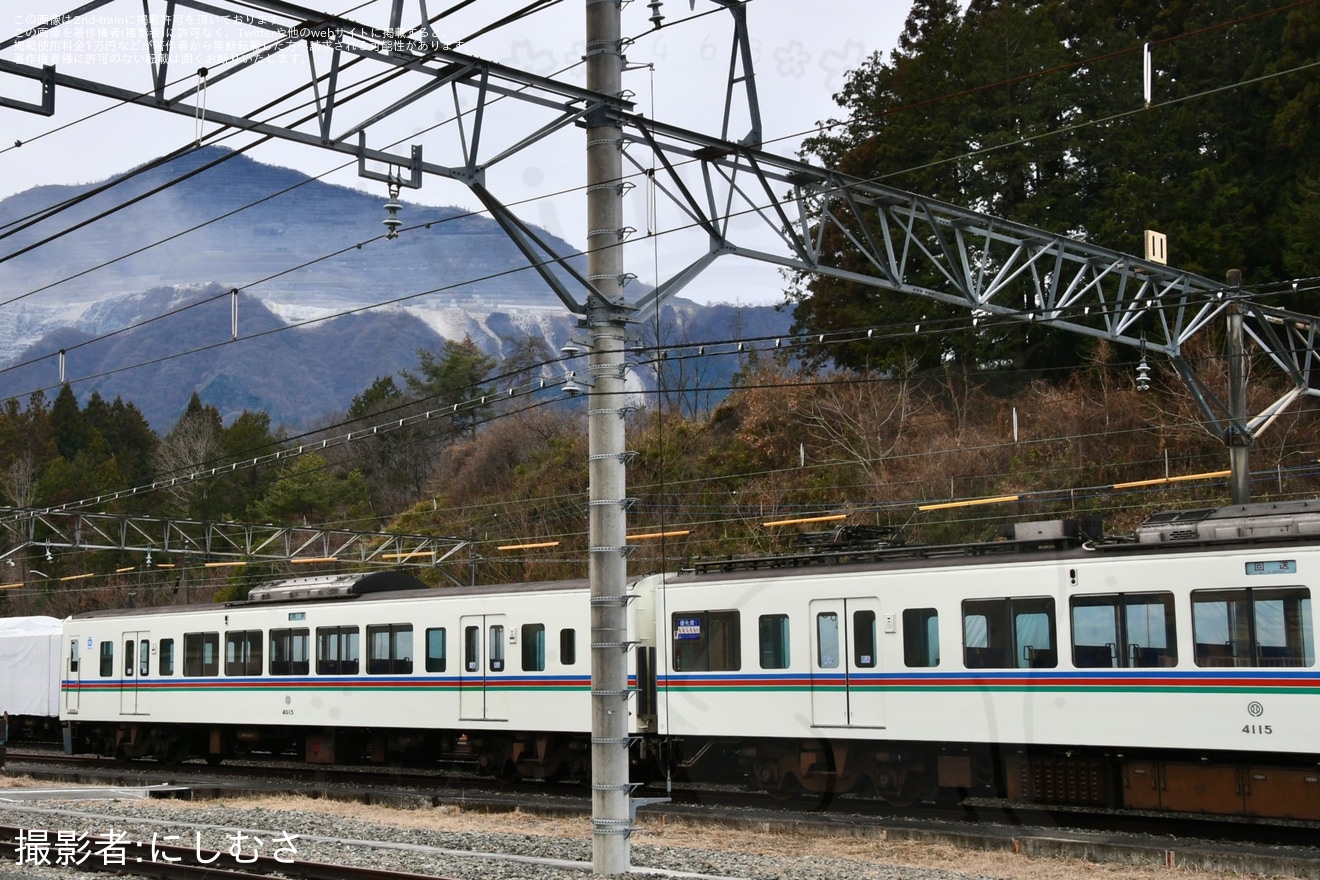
[765,775,801,802]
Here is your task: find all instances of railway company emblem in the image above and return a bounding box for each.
[1247,701,1264,717]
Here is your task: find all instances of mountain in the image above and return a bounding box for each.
[0,148,792,429]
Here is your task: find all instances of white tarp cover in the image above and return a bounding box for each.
[0,616,61,718]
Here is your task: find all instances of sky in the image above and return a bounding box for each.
[1,1,908,306]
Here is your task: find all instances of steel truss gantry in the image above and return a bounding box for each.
[0,508,467,568]
[4,0,1317,447]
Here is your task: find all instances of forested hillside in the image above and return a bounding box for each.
[4,0,1320,615]
[789,0,1320,373]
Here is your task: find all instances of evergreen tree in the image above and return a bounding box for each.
[253,454,370,525]
[401,336,496,439]
[344,376,427,513]
[217,410,282,520]
[85,393,158,502]
[49,384,93,462]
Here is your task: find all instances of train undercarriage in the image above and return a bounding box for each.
[64,721,1320,821]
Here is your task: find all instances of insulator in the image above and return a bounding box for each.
[383,182,402,240]
[647,0,664,28]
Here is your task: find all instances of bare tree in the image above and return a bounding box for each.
[156,410,223,517]
[0,451,38,508]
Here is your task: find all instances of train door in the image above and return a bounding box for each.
[809,599,884,728]
[118,631,150,716]
[64,636,83,713]
[459,615,507,721]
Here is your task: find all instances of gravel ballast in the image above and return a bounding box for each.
[0,792,1293,879]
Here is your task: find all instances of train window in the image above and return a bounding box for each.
[183,632,219,677]
[560,629,576,666]
[963,598,1056,669]
[1071,593,1176,668]
[817,612,840,668]
[124,639,133,676]
[99,641,113,677]
[159,639,174,676]
[270,628,310,676]
[903,608,940,667]
[425,628,447,672]
[367,624,414,675]
[1192,587,1313,667]
[225,630,263,676]
[68,640,79,674]
[316,626,360,675]
[854,610,878,669]
[489,625,505,672]
[464,626,480,672]
[521,624,546,672]
[139,639,150,677]
[758,614,790,669]
[673,611,741,672]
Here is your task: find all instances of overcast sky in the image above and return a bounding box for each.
[2,1,908,306]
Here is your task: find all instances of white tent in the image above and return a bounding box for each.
[0,616,62,719]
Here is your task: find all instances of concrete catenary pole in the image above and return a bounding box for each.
[1226,269,1250,505]
[585,0,634,873]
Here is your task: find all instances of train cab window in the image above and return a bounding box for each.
[489,625,506,672]
[269,628,309,676]
[673,610,741,672]
[99,641,113,677]
[225,630,262,676]
[903,608,940,667]
[963,598,1056,669]
[183,632,219,677]
[159,639,174,676]
[1071,593,1176,668]
[425,628,447,672]
[758,614,790,669]
[560,629,577,666]
[521,624,546,672]
[367,624,413,674]
[1192,587,1313,667]
[316,626,359,675]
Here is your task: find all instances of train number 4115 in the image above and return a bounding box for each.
[1243,724,1273,734]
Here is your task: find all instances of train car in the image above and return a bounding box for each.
[656,500,1320,818]
[0,615,62,742]
[56,499,1320,820]
[61,570,656,779]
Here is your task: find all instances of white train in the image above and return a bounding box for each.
[47,500,1320,819]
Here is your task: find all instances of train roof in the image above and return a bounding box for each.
[668,499,1320,583]
[69,573,593,620]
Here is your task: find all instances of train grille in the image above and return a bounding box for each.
[1006,754,1112,806]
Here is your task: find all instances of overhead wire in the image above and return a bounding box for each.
[10,299,1293,526]
[2,3,1309,530]
[5,1,1314,390]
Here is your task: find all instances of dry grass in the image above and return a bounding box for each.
[0,773,57,788]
